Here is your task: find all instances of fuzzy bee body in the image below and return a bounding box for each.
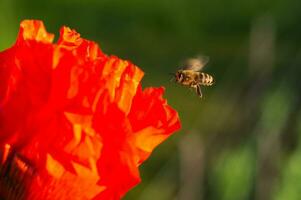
[174,56,214,98]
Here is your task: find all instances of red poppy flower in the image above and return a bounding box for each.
[0,20,181,199]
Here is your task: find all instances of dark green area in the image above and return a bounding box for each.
[1,0,301,199]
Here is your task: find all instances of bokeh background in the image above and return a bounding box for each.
[1,0,301,199]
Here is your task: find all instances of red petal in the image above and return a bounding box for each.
[0,19,181,200]
[16,20,54,44]
[0,20,54,146]
[129,86,181,163]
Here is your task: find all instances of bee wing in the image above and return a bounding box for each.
[183,55,209,71]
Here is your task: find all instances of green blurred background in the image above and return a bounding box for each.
[1,0,301,199]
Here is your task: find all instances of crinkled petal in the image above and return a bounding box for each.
[129,86,181,163]
[0,20,54,146]
[16,20,54,44]
[0,19,181,200]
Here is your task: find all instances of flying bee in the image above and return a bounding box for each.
[173,55,214,98]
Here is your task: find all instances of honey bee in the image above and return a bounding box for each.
[174,55,214,98]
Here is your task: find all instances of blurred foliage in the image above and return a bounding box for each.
[1,0,301,199]
[208,145,255,200]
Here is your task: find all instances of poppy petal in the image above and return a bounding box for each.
[0,19,181,200]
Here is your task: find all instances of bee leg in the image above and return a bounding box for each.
[196,85,203,98]
[190,84,197,94]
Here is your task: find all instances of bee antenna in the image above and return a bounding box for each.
[168,73,175,82]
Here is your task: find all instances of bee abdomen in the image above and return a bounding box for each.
[200,72,214,86]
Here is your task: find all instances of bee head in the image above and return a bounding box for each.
[175,70,184,83]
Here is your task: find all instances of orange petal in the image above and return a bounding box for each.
[17,20,54,44]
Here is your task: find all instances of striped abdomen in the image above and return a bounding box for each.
[199,72,214,86]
